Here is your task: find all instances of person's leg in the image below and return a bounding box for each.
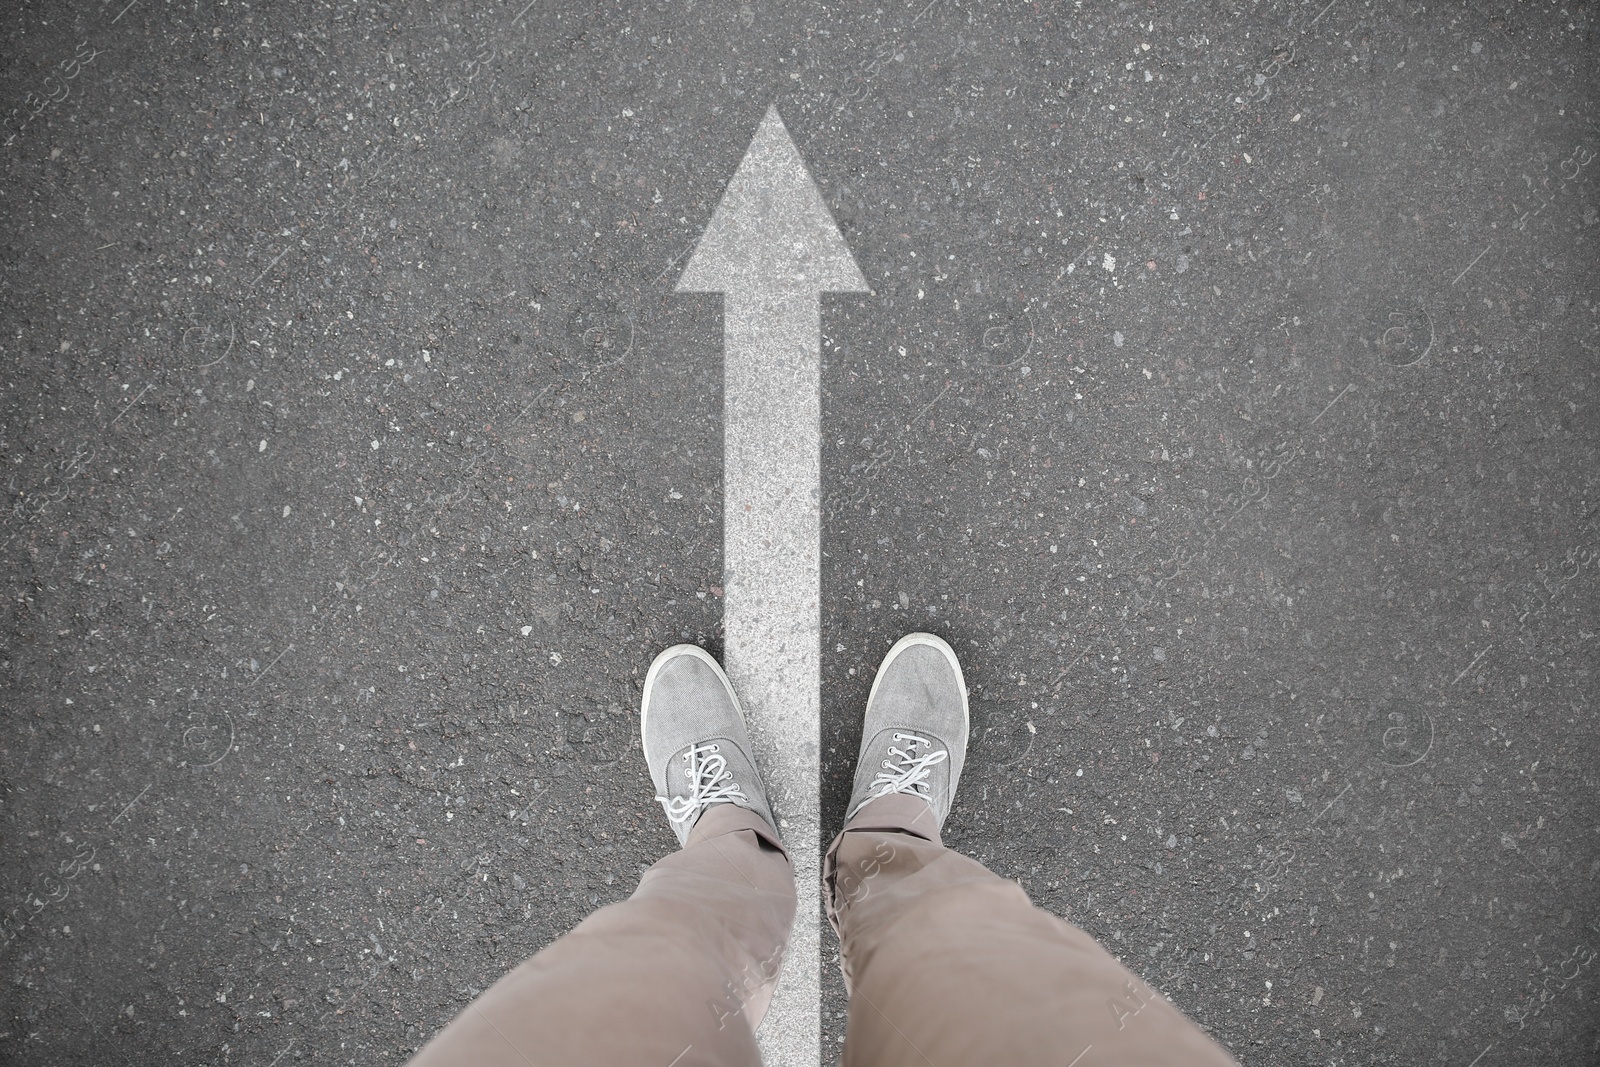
[407,646,795,1067]
[409,805,790,1067]
[827,633,1239,1067]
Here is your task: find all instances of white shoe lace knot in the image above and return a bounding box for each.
[859,731,948,811]
[656,742,749,828]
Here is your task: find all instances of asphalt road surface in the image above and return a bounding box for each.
[2,1,1596,1066]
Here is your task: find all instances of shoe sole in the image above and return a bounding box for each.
[865,631,969,734]
[639,643,749,747]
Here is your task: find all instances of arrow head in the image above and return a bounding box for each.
[676,105,870,298]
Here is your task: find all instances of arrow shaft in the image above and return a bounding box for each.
[722,291,821,1066]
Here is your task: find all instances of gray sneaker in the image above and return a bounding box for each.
[641,644,779,847]
[845,632,970,828]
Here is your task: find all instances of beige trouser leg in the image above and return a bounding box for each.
[406,805,795,1067]
[826,794,1241,1067]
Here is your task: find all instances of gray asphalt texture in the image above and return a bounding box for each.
[2,1,1597,1065]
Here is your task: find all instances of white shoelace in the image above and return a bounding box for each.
[656,742,749,828]
[856,732,948,813]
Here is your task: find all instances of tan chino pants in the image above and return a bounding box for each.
[825,793,1240,1067]
[405,804,794,1067]
[406,797,1239,1066]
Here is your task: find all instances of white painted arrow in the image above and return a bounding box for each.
[676,104,869,1067]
